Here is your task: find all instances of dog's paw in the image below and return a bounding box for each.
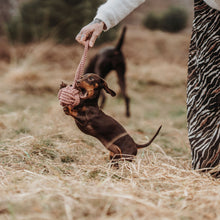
[63,106,70,115]
[110,161,119,169]
[60,81,68,89]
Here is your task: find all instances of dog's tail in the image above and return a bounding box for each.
[115,26,127,51]
[136,125,162,149]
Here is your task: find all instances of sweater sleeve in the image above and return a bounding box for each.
[94,0,146,31]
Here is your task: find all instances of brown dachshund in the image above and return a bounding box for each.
[61,73,162,163]
[85,27,130,117]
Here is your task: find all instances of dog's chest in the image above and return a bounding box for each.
[76,121,96,136]
[75,107,125,140]
[74,107,101,136]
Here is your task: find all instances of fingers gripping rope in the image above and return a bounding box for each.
[58,41,89,107]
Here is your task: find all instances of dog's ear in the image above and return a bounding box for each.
[60,81,67,89]
[102,81,116,97]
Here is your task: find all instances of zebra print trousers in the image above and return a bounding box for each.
[187,0,220,175]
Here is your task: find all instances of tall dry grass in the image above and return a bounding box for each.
[0,26,219,220]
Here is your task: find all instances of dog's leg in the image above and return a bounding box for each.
[109,152,119,168]
[108,144,123,168]
[116,66,130,117]
[63,106,78,117]
[63,106,90,124]
[60,82,68,89]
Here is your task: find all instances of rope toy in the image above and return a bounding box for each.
[58,41,89,107]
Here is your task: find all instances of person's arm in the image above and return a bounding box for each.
[76,0,145,47]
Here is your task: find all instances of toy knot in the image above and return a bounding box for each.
[58,85,80,107]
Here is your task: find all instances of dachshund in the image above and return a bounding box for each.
[84,27,130,117]
[60,73,162,164]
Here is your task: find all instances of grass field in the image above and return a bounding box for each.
[0,26,219,220]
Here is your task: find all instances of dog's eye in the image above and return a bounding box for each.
[88,76,94,81]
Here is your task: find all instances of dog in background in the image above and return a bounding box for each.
[61,73,162,164]
[84,27,130,117]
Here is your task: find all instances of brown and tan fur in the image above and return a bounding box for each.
[60,73,162,163]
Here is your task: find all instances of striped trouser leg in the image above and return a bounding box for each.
[187,0,220,174]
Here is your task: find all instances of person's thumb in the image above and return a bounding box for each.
[89,31,99,47]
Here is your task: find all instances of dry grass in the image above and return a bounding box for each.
[0,26,219,220]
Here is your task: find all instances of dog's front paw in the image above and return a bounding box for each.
[60,81,68,89]
[63,106,71,115]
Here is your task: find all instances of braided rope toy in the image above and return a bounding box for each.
[58,41,89,107]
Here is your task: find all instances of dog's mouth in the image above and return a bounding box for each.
[77,87,88,99]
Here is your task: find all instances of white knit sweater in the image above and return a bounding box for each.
[94,0,220,30]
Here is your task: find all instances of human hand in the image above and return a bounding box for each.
[75,19,105,47]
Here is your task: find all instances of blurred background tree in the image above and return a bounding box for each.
[0,0,15,35]
[5,0,118,44]
[159,6,188,32]
[2,0,191,44]
[143,6,188,33]
[143,12,161,31]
